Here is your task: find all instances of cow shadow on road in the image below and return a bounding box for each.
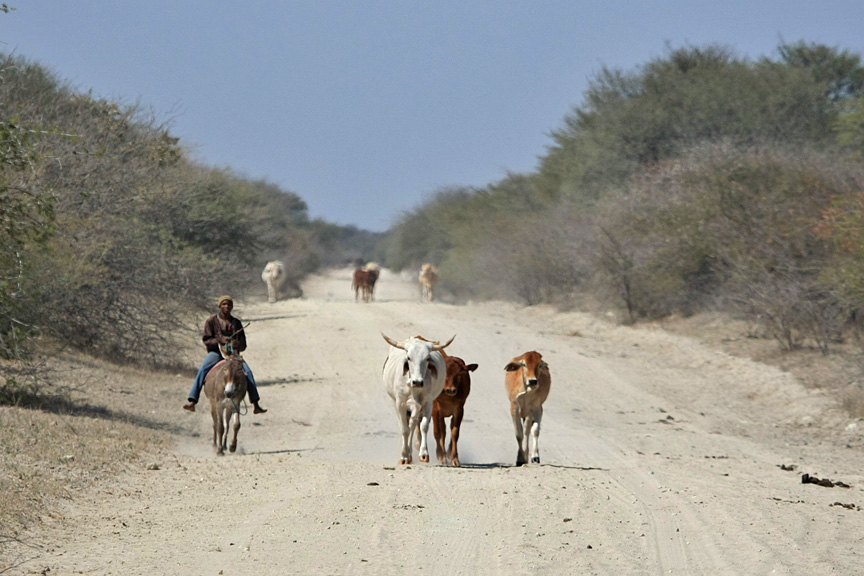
[459,462,608,471]
[458,462,509,470]
[245,312,308,323]
[542,463,608,472]
[255,375,325,388]
[243,446,320,457]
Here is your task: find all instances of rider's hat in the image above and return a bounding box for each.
[217,295,233,306]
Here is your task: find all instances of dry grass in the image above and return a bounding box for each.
[655,311,864,419]
[0,351,196,559]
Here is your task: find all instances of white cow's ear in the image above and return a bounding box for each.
[504,362,521,372]
[429,364,438,379]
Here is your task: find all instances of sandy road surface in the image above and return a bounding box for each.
[31,268,864,575]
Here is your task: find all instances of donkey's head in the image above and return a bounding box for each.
[223,355,246,399]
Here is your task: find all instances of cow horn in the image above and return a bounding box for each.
[432,334,456,352]
[382,333,405,350]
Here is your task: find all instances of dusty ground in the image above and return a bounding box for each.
[9,267,864,575]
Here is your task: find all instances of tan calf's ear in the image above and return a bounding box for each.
[504,362,521,372]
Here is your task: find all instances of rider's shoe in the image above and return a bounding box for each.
[253,403,267,414]
[183,401,196,412]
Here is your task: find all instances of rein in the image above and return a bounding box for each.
[230,396,249,416]
[219,321,252,359]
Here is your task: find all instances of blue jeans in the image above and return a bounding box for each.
[188,351,261,404]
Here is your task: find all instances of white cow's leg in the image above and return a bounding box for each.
[397,406,413,465]
[511,409,526,466]
[417,403,432,462]
[529,409,542,464]
[267,279,276,303]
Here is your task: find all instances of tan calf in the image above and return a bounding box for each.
[504,351,551,466]
[418,263,439,302]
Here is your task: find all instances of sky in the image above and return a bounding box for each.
[3,2,864,232]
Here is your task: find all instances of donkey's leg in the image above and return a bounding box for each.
[229,410,241,453]
[211,408,219,449]
[215,407,226,456]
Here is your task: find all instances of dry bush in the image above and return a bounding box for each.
[592,142,860,352]
[0,55,333,373]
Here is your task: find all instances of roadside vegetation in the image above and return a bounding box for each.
[0,53,380,401]
[382,42,864,365]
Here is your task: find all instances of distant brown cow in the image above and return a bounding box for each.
[352,262,380,302]
[504,351,551,466]
[432,356,478,467]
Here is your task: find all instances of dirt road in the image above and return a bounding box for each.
[34,268,864,575]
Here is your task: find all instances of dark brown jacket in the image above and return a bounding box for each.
[202,314,247,355]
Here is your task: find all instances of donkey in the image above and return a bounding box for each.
[203,352,249,455]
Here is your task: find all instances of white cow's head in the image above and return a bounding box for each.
[262,261,284,280]
[382,334,454,387]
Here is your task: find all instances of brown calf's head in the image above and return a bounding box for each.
[443,356,478,397]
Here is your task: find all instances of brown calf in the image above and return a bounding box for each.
[504,351,551,466]
[432,356,478,466]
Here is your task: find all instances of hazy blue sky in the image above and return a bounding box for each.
[3,2,864,231]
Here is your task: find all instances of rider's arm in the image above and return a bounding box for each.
[202,316,222,348]
[234,319,247,352]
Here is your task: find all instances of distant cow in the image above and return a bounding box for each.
[382,334,454,464]
[504,351,551,466]
[352,262,380,302]
[419,263,439,302]
[261,261,286,303]
[432,355,478,467]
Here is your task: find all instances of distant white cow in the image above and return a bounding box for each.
[382,334,454,464]
[261,260,286,303]
[419,264,439,302]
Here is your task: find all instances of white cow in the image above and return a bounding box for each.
[382,334,454,465]
[261,260,286,303]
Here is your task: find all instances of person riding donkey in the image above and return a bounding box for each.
[183,295,267,414]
